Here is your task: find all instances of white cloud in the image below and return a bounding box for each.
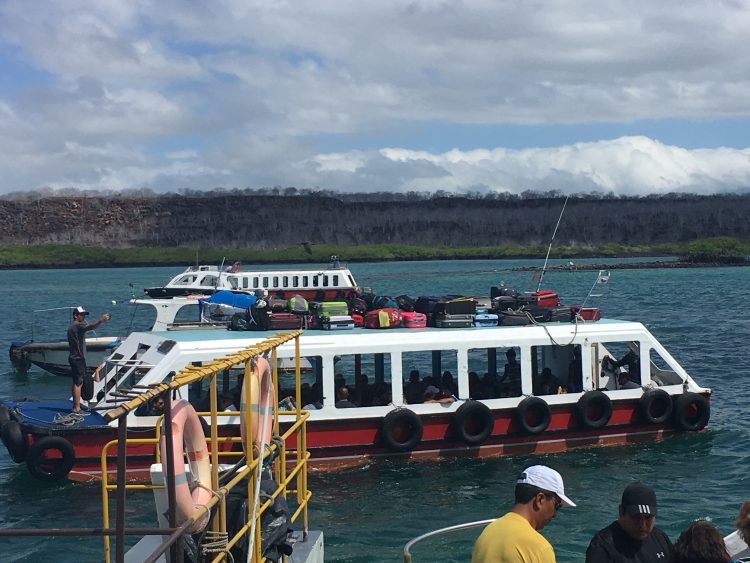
[1,1,750,194]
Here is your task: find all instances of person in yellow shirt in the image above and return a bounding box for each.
[471,465,575,563]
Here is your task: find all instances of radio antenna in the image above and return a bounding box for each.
[536,196,569,292]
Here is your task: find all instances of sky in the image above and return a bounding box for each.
[1,0,750,197]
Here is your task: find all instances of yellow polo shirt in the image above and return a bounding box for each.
[471,511,556,563]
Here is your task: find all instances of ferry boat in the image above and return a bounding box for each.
[0,301,711,483]
[143,255,360,300]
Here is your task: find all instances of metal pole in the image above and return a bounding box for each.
[115,415,128,562]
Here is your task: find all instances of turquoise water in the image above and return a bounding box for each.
[0,260,748,562]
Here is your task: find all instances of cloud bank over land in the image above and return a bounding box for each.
[1,1,749,196]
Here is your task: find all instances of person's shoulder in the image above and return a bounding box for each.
[588,521,617,544]
[650,526,673,546]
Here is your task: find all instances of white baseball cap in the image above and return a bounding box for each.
[74,306,89,316]
[517,465,576,507]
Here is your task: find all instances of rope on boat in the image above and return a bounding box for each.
[200,530,234,563]
[52,412,89,426]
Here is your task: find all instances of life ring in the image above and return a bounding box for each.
[515,396,551,434]
[25,436,75,481]
[1,419,28,463]
[381,408,423,452]
[639,389,673,424]
[240,356,275,457]
[159,399,213,533]
[453,401,494,446]
[672,393,710,432]
[576,390,612,429]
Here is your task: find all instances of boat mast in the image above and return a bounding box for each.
[536,196,569,292]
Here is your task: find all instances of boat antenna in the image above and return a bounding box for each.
[536,196,569,292]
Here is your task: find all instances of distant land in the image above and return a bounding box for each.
[1,189,749,268]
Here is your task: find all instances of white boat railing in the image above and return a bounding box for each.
[403,519,493,562]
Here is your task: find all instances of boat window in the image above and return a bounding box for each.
[201,275,218,287]
[186,365,246,412]
[253,277,259,289]
[262,276,269,288]
[293,276,299,287]
[332,275,339,286]
[312,275,319,287]
[272,276,279,288]
[347,274,355,287]
[175,275,197,285]
[402,350,458,404]
[589,341,643,391]
[332,353,392,408]
[282,276,289,288]
[277,356,322,408]
[228,276,239,290]
[649,348,682,386]
[323,275,329,287]
[467,346,522,399]
[242,277,249,289]
[302,276,309,288]
[530,344,581,395]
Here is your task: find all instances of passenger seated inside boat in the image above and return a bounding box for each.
[404,370,424,405]
[536,368,563,395]
[136,395,166,416]
[335,386,357,408]
[616,350,642,385]
[617,368,641,390]
[423,385,456,404]
[441,371,458,396]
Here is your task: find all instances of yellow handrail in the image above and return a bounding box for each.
[100,330,310,563]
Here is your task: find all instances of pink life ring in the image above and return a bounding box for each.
[240,356,275,457]
[159,400,213,533]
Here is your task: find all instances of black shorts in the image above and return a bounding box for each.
[69,357,87,386]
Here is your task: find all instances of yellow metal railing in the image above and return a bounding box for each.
[100,330,310,563]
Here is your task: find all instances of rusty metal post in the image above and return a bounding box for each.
[115,413,128,562]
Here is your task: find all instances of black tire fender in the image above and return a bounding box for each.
[381,408,423,452]
[25,436,76,481]
[515,396,551,434]
[1,420,28,463]
[639,389,673,424]
[0,405,10,431]
[672,393,710,432]
[453,400,494,446]
[576,390,612,429]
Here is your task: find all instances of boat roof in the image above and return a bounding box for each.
[141,317,646,354]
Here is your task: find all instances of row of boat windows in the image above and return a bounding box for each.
[173,274,344,289]
[108,338,680,415]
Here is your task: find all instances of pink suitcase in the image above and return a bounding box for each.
[401,311,427,328]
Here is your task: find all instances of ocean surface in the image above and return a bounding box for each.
[0,259,748,562]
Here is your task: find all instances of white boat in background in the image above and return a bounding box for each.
[144,255,360,300]
[8,297,215,377]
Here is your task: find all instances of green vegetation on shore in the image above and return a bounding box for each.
[1,237,747,269]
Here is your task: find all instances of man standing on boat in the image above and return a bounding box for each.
[585,482,672,562]
[471,465,575,562]
[67,306,109,413]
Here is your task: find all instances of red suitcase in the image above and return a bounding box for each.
[351,313,364,327]
[364,308,402,329]
[401,311,427,328]
[571,306,601,321]
[531,290,560,307]
[269,312,302,329]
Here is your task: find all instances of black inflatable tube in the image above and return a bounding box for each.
[515,396,551,434]
[25,436,76,481]
[381,409,423,452]
[576,390,613,429]
[639,389,673,424]
[672,392,710,432]
[453,400,494,446]
[1,420,28,463]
